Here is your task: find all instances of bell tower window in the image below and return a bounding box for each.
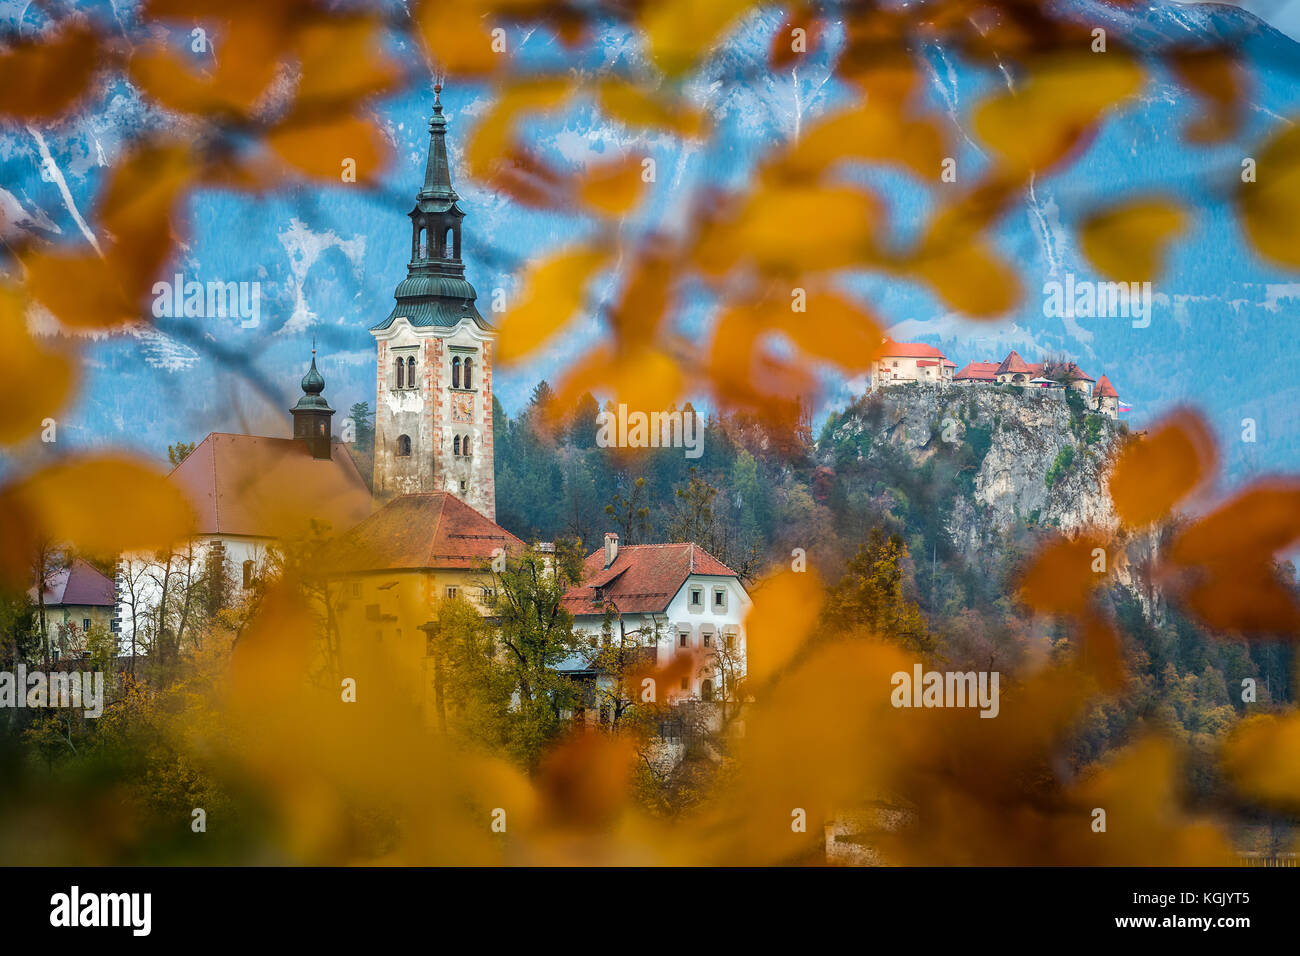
[397,434,411,457]
[395,356,404,389]
[463,357,474,389]
[452,356,461,389]
[406,355,416,389]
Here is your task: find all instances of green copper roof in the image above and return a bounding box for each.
[293,353,334,411]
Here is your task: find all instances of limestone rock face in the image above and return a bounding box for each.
[825,383,1124,555]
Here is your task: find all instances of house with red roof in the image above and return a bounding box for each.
[29,558,115,661]
[558,533,751,718]
[311,492,525,713]
[871,341,955,387]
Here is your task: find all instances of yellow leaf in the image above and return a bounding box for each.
[0,287,75,445]
[495,246,609,363]
[782,104,947,180]
[1079,198,1188,283]
[596,80,707,137]
[0,456,196,583]
[1238,120,1300,268]
[974,54,1144,174]
[744,568,825,684]
[465,80,573,183]
[640,0,753,76]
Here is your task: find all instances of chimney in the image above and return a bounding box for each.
[603,532,619,569]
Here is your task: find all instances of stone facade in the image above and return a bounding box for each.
[372,319,496,519]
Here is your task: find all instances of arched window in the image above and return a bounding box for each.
[453,435,461,456]
[463,357,474,390]
[445,227,455,258]
[462,435,471,457]
[395,356,404,389]
[406,355,416,389]
[242,560,254,590]
[418,228,427,259]
[700,678,714,702]
[397,434,411,457]
[452,356,461,389]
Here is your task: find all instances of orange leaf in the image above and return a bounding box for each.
[0,25,100,119]
[576,155,647,217]
[267,110,390,183]
[1018,534,1110,615]
[1108,408,1216,527]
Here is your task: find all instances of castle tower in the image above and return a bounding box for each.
[291,343,335,460]
[370,85,496,519]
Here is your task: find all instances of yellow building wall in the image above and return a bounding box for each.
[330,567,498,725]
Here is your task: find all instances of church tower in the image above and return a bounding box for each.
[291,344,335,460]
[371,85,496,519]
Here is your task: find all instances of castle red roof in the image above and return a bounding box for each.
[997,350,1033,375]
[169,432,372,539]
[878,341,948,360]
[562,543,738,615]
[1094,375,1119,398]
[954,361,1000,381]
[322,493,523,572]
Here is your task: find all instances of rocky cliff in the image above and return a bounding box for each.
[819,383,1172,620]
[827,384,1119,536]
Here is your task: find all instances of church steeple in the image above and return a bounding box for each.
[419,84,457,205]
[371,84,488,333]
[291,341,335,460]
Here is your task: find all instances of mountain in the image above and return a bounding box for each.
[1,0,1297,485]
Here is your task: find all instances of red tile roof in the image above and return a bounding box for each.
[562,543,738,615]
[997,350,1033,375]
[30,558,114,607]
[323,493,524,572]
[878,341,948,360]
[169,432,372,539]
[916,359,940,367]
[955,361,999,380]
[1094,375,1118,398]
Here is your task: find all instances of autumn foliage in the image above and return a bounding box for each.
[1,0,1298,865]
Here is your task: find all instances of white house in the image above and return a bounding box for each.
[559,534,751,721]
[114,359,373,658]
